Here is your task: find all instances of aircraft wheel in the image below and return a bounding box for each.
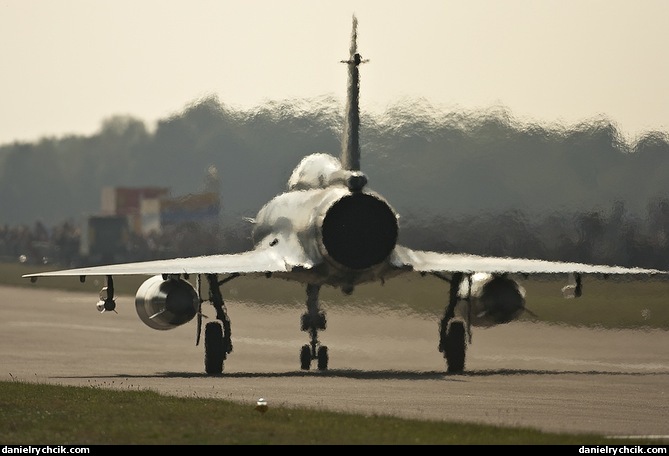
[300,344,311,370]
[317,345,329,371]
[204,321,224,375]
[445,320,466,374]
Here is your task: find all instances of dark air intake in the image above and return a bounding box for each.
[321,193,398,270]
[479,276,525,324]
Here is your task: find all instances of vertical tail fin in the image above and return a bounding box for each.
[340,15,367,171]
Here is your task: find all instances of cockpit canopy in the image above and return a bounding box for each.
[287,153,366,192]
[287,153,344,191]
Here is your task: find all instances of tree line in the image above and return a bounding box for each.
[1,95,668,269]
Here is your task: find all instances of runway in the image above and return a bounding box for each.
[1,285,668,438]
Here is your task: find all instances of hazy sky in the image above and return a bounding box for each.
[1,0,668,145]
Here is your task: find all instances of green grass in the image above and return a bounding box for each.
[0,379,638,445]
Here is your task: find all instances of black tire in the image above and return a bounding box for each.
[300,344,311,370]
[317,345,329,371]
[445,320,466,374]
[204,321,224,375]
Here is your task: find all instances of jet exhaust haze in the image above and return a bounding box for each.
[22,15,667,376]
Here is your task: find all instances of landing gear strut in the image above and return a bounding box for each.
[199,273,236,375]
[96,275,117,313]
[300,283,328,370]
[435,272,469,374]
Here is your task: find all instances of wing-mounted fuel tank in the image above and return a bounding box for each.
[459,272,527,327]
[135,275,199,330]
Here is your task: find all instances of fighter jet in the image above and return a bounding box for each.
[23,15,667,375]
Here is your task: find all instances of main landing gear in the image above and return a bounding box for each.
[198,273,236,375]
[196,272,467,375]
[435,272,470,374]
[300,283,329,371]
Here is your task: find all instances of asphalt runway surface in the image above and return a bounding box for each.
[2,284,668,439]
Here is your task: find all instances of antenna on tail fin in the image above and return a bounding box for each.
[340,15,368,172]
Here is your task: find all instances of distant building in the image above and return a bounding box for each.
[102,186,221,236]
[101,186,169,235]
[101,164,222,235]
[79,214,130,265]
[159,192,221,231]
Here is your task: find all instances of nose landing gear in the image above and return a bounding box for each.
[300,283,328,371]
